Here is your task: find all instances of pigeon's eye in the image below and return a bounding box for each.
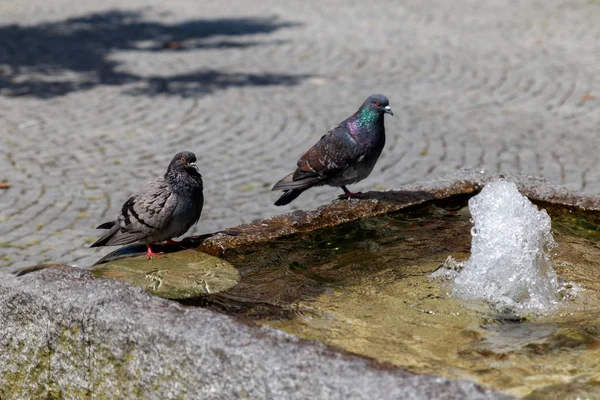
[180,157,186,162]
[375,101,381,106]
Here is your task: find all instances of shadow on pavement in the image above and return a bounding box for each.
[0,10,306,98]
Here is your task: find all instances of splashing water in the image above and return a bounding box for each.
[433,181,561,314]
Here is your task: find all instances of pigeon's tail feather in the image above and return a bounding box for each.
[272,172,321,206]
[272,173,320,191]
[101,231,144,246]
[96,221,116,230]
[272,173,295,190]
[90,224,142,248]
[90,224,119,247]
[274,188,308,206]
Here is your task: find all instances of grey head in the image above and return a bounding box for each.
[166,151,203,191]
[167,151,199,174]
[360,94,393,116]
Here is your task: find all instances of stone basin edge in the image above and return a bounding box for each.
[197,168,600,257]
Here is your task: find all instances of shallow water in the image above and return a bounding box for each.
[189,202,600,398]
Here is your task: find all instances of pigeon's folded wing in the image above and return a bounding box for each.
[108,178,177,246]
[290,126,363,187]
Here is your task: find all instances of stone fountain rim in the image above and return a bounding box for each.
[195,168,600,257]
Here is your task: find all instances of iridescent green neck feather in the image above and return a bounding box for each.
[357,107,381,129]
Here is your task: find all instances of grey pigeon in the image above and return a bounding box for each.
[91,151,204,259]
[272,94,393,206]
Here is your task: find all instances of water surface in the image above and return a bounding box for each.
[187,202,600,398]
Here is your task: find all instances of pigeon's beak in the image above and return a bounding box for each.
[189,162,198,172]
[384,105,394,116]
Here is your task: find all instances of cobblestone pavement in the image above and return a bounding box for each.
[1,0,599,269]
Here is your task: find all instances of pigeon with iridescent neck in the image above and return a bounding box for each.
[91,151,204,259]
[272,94,393,206]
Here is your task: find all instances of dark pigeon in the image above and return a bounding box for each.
[91,151,204,259]
[272,94,393,206]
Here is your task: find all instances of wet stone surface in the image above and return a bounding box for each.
[1,0,600,270]
[91,249,240,299]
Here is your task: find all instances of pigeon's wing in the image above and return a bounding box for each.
[273,125,362,191]
[97,178,177,246]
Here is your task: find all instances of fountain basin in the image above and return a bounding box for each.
[166,202,598,399]
[3,170,600,399]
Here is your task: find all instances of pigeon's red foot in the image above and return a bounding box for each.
[338,186,364,200]
[338,191,364,200]
[145,245,164,259]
